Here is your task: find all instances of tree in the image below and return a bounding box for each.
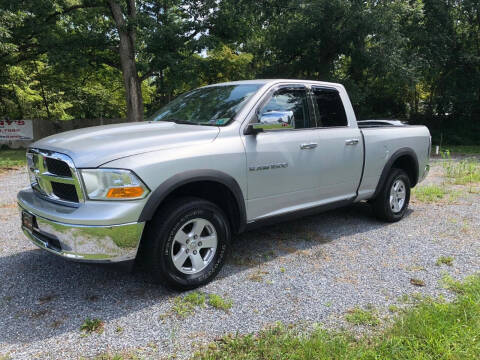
[0,0,478,144]
[0,0,230,121]
[107,0,143,122]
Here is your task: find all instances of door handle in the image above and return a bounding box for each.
[345,139,359,145]
[300,143,318,150]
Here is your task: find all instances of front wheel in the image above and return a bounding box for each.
[372,168,411,222]
[143,197,230,290]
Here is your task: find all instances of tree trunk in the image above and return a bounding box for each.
[107,0,144,122]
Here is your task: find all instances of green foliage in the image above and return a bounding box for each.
[0,10,19,62]
[436,256,454,266]
[194,275,480,360]
[443,159,480,185]
[208,294,233,312]
[184,292,206,306]
[172,291,206,318]
[388,304,401,313]
[80,318,104,334]
[412,185,461,203]
[412,185,446,202]
[0,58,128,120]
[345,307,380,326]
[0,0,234,121]
[0,0,478,144]
[440,146,480,155]
[0,148,26,168]
[145,44,255,115]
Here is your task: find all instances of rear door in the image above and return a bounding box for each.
[309,86,363,201]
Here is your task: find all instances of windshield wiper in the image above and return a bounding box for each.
[169,119,200,125]
[169,119,219,126]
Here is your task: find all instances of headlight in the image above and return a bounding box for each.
[80,169,149,200]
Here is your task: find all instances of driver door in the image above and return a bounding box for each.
[243,84,322,220]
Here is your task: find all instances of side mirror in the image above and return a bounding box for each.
[244,123,265,135]
[244,110,295,135]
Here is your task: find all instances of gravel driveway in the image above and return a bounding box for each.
[1,162,479,359]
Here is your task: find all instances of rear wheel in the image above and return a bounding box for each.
[143,197,230,290]
[372,168,411,222]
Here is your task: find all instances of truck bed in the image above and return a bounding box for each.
[356,124,431,201]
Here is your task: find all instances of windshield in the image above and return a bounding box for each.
[148,84,262,126]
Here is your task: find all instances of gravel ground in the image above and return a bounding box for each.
[0,162,479,359]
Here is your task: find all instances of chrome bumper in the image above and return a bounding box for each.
[18,191,145,263]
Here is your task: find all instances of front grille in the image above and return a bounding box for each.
[51,182,79,202]
[45,157,71,177]
[27,149,83,205]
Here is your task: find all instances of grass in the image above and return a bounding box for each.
[172,291,206,318]
[193,275,480,360]
[345,307,380,326]
[443,158,480,185]
[436,256,454,266]
[388,304,401,313]
[80,318,104,334]
[208,294,233,312]
[412,158,479,204]
[436,145,480,155]
[441,274,468,294]
[412,184,461,203]
[171,292,234,318]
[0,148,26,168]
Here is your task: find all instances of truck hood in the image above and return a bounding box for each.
[32,121,220,168]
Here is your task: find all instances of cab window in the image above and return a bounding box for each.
[312,87,347,127]
[257,87,313,129]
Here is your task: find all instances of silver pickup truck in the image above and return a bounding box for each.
[18,79,431,289]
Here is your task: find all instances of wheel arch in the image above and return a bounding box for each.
[372,148,419,199]
[138,170,247,234]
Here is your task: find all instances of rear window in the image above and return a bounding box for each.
[312,87,348,127]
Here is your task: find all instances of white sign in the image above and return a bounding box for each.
[0,120,33,141]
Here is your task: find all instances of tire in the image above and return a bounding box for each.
[143,197,230,290]
[372,168,411,222]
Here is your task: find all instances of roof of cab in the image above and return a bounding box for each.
[203,79,343,88]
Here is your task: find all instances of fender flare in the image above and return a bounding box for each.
[372,147,419,199]
[138,169,247,231]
